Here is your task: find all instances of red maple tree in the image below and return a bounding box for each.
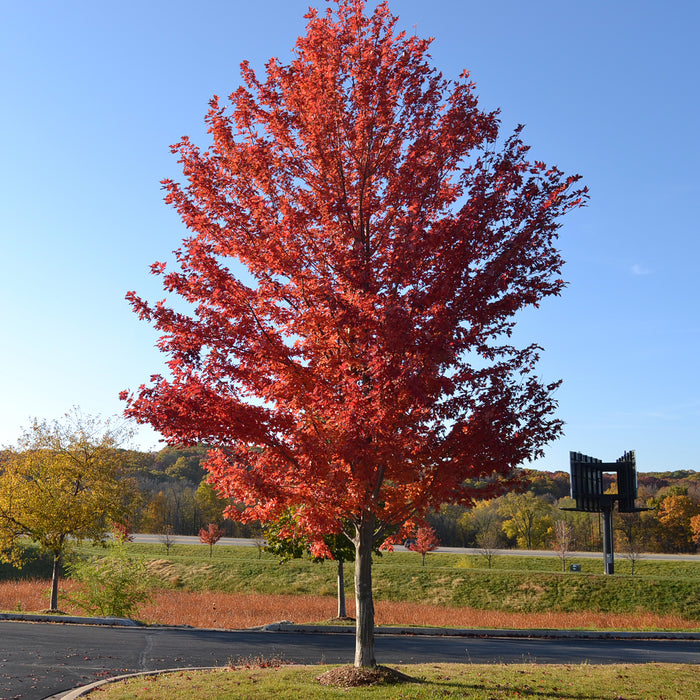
[122,0,586,667]
[408,526,440,566]
[198,522,225,558]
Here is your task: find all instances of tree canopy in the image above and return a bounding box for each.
[122,0,586,665]
[0,410,136,610]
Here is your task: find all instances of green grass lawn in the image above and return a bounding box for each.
[84,663,698,699]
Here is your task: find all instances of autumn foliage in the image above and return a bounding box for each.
[198,523,225,558]
[0,411,135,611]
[122,0,586,665]
[407,526,440,566]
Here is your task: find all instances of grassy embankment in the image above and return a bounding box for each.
[1,543,698,629]
[97,543,700,617]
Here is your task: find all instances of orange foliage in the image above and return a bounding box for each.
[692,514,700,546]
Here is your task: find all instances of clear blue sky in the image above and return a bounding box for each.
[1,1,698,472]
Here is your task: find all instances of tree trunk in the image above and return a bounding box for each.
[353,516,376,667]
[50,552,61,611]
[337,558,346,618]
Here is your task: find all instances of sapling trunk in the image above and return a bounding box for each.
[50,552,61,611]
[337,558,346,618]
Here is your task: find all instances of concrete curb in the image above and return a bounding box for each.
[47,667,221,699]
[3,612,697,639]
[260,621,700,640]
[0,612,140,626]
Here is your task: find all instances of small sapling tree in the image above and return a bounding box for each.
[551,519,574,572]
[199,522,225,558]
[159,525,176,555]
[408,526,440,566]
[615,511,645,574]
[475,524,502,569]
[265,510,355,619]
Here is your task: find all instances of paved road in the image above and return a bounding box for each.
[1,622,698,700]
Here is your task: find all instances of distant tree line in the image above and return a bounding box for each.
[115,448,699,554]
[114,444,261,539]
[3,439,698,554]
[427,468,700,555]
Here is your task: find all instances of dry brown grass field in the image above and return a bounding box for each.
[1,579,695,631]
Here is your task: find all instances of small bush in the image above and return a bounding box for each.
[68,542,151,619]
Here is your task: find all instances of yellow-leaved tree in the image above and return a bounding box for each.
[498,491,554,550]
[0,409,137,611]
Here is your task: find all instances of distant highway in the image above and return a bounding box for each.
[130,534,699,561]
